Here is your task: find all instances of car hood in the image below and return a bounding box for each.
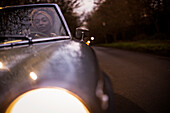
[0,40,101,112]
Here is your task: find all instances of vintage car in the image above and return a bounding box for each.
[0,3,114,113]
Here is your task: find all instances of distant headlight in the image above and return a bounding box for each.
[6,88,90,113]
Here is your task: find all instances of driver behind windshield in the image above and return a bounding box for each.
[30,8,57,38]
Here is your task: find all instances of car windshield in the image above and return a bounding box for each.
[0,6,67,43]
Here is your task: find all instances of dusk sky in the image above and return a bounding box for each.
[75,0,95,14]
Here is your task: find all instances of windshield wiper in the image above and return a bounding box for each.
[0,35,32,41]
[0,35,32,40]
[0,35,70,48]
[0,35,32,48]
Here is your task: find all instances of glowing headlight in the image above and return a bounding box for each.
[6,88,90,113]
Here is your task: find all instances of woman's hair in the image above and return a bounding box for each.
[30,8,55,29]
[30,7,66,36]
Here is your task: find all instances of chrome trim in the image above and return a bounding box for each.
[0,36,70,48]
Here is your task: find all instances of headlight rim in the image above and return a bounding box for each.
[6,87,90,113]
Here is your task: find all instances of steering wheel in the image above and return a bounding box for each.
[30,31,48,38]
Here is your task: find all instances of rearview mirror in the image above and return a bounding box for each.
[75,27,89,41]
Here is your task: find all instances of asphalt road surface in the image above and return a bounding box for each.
[92,46,170,113]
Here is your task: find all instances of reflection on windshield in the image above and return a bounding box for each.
[0,7,67,43]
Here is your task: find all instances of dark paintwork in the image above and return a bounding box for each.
[0,40,104,113]
[0,4,111,113]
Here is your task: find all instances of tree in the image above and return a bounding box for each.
[87,0,142,43]
[55,0,81,35]
[140,0,169,33]
[86,0,169,43]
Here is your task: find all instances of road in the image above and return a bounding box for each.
[92,46,170,113]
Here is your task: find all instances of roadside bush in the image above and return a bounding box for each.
[133,34,149,41]
[150,33,169,40]
[133,33,169,41]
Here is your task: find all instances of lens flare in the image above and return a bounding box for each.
[29,72,37,80]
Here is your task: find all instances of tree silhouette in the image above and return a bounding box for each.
[86,0,169,43]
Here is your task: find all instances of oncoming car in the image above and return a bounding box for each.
[0,4,114,113]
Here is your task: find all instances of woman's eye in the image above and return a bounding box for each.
[34,19,40,24]
[41,18,47,22]
[42,17,48,22]
[42,20,47,22]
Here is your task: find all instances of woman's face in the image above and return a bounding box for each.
[34,13,51,34]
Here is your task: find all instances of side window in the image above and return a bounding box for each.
[0,6,67,40]
[30,7,67,38]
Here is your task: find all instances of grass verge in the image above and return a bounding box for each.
[97,40,170,57]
